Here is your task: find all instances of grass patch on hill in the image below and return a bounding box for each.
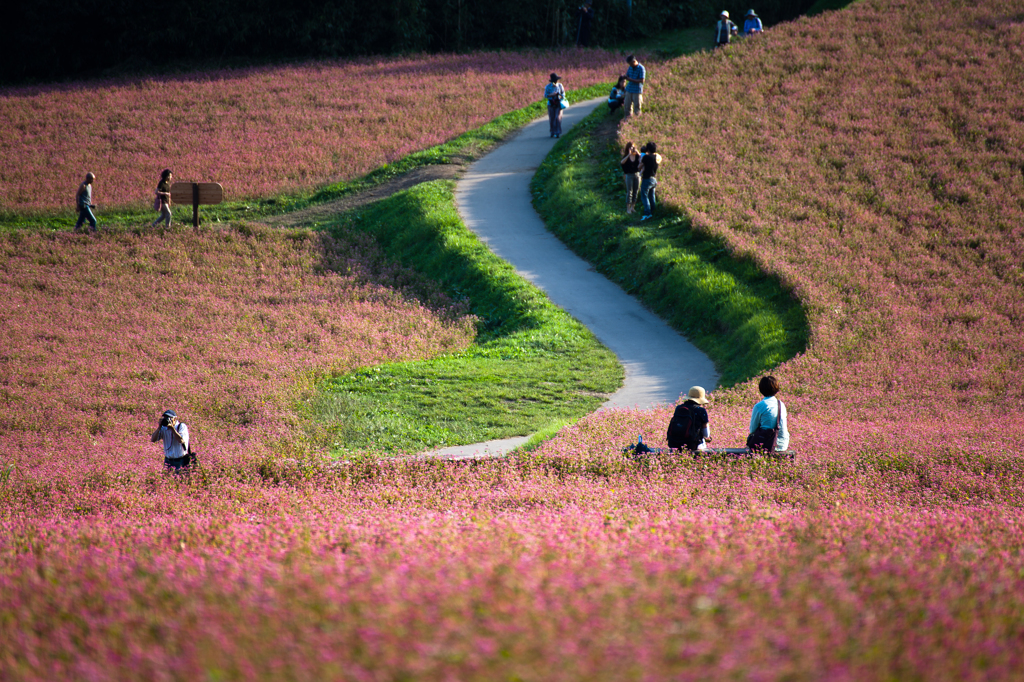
[305,180,622,455]
[0,83,612,232]
[530,110,808,387]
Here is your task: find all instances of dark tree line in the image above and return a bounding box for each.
[2,0,816,85]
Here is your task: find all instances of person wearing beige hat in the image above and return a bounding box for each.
[666,385,713,451]
[715,11,738,48]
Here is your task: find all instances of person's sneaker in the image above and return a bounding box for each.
[640,214,652,221]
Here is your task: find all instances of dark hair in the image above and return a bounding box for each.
[639,144,648,153]
[160,168,172,180]
[623,141,635,156]
[616,76,627,88]
[626,54,636,62]
[646,142,657,153]
[758,376,780,397]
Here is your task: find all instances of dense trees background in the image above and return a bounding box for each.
[3,0,816,84]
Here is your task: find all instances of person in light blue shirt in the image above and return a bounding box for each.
[743,9,763,36]
[749,375,789,451]
[544,73,566,138]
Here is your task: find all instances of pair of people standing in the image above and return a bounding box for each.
[666,377,790,452]
[71,169,173,230]
[620,141,662,219]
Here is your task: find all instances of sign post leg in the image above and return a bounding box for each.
[192,183,200,228]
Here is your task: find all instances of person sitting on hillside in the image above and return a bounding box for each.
[666,386,712,452]
[743,9,763,35]
[715,11,739,48]
[608,76,627,113]
[747,376,790,452]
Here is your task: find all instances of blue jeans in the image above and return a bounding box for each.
[640,177,657,215]
[547,103,563,136]
[75,205,97,231]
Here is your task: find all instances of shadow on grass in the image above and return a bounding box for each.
[304,180,622,455]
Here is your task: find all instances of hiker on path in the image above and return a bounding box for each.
[715,11,738,47]
[608,76,627,113]
[743,9,763,35]
[151,169,173,227]
[747,375,790,451]
[74,172,97,232]
[638,141,661,221]
[151,409,191,472]
[620,141,641,214]
[667,386,713,451]
[544,73,567,138]
[623,55,645,118]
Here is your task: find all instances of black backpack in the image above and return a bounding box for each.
[667,403,704,451]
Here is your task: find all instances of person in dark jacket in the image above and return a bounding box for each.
[667,386,712,451]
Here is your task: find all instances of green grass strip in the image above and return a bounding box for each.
[530,110,809,387]
[307,180,622,455]
[0,83,612,231]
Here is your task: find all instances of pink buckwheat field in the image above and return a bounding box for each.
[3,0,1024,679]
[0,50,620,212]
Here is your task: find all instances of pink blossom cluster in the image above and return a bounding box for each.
[0,50,621,211]
[623,0,1024,456]
[0,226,475,481]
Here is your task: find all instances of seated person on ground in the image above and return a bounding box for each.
[667,386,712,451]
[608,77,627,112]
[748,375,790,451]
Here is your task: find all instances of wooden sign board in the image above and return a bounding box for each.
[170,182,223,206]
[169,182,224,227]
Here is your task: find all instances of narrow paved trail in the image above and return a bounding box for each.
[428,98,718,458]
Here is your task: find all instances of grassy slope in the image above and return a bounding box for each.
[531,110,808,387]
[307,181,622,455]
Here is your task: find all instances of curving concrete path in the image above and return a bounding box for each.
[427,98,718,459]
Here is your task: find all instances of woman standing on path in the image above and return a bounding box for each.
[151,169,173,227]
[638,142,662,221]
[544,73,566,138]
[620,142,641,214]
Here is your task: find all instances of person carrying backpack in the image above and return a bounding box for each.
[666,386,713,452]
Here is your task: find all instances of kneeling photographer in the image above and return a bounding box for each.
[150,409,191,472]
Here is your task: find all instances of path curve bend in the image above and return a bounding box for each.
[428,98,718,459]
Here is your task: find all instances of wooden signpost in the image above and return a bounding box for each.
[170,182,224,227]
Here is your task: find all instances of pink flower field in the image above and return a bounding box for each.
[0,50,620,212]
[0,225,475,481]
[4,1,1024,678]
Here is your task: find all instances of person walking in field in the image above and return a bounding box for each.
[747,375,790,452]
[623,55,645,118]
[151,169,173,227]
[715,11,738,48]
[151,409,191,472]
[638,141,661,221]
[74,172,97,232]
[620,141,641,214]
[666,386,713,452]
[743,9,763,35]
[544,73,567,138]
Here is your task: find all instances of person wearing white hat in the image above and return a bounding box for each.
[715,11,738,48]
[666,386,713,452]
[743,9,763,35]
